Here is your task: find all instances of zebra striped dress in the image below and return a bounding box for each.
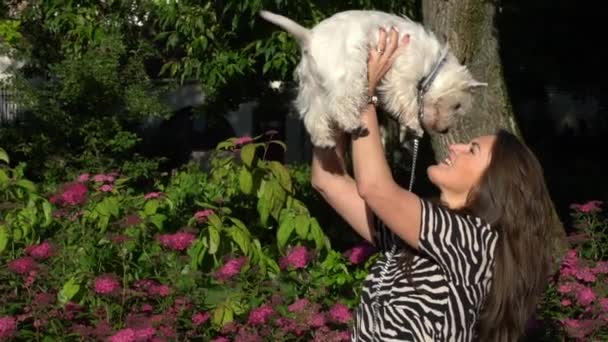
[352,198,499,341]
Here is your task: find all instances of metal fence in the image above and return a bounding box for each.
[0,84,19,123]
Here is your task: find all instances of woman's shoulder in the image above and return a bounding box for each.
[419,197,495,232]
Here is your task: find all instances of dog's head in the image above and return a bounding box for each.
[418,54,487,134]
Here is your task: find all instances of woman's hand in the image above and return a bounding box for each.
[367,27,410,96]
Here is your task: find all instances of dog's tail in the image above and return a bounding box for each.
[259,10,310,47]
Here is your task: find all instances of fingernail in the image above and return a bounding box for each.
[392,26,399,32]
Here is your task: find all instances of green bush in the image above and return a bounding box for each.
[0,137,375,341]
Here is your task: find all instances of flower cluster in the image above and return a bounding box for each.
[542,200,608,340]
[93,274,121,296]
[343,242,376,265]
[211,297,352,341]
[279,245,312,270]
[194,209,214,223]
[214,256,248,281]
[50,182,88,207]
[157,231,196,251]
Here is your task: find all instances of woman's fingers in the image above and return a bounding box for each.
[382,28,400,61]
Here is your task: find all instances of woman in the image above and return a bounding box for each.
[311,27,555,341]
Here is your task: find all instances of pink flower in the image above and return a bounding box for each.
[8,257,36,274]
[575,267,597,282]
[211,337,230,342]
[280,246,311,270]
[0,316,17,340]
[570,200,603,213]
[344,242,376,265]
[560,299,572,306]
[592,261,608,274]
[148,284,171,297]
[26,241,53,260]
[328,303,352,324]
[234,136,253,146]
[93,174,116,183]
[77,173,90,182]
[157,231,196,251]
[51,182,88,206]
[192,312,210,326]
[248,304,274,325]
[109,328,136,342]
[100,184,114,192]
[135,327,155,340]
[215,257,248,281]
[576,287,596,306]
[93,274,121,295]
[144,192,162,200]
[599,298,608,312]
[141,304,154,313]
[288,298,310,312]
[561,318,597,339]
[308,313,326,328]
[194,209,214,223]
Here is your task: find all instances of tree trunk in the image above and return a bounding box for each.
[421,0,568,268]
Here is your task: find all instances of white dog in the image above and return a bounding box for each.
[259,10,487,148]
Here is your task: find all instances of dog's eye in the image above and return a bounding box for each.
[453,103,462,111]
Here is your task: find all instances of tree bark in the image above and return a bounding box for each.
[421,0,568,268]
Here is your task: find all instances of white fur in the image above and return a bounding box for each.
[260,10,487,148]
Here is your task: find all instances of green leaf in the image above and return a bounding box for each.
[212,304,234,326]
[41,201,52,227]
[58,278,80,306]
[0,148,8,164]
[144,199,160,216]
[294,215,310,240]
[257,180,270,226]
[268,161,292,192]
[16,179,36,192]
[238,167,253,195]
[208,214,223,229]
[0,225,8,254]
[228,226,249,255]
[228,217,248,232]
[309,218,328,251]
[240,143,257,168]
[277,213,295,249]
[149,214,166,230]
[0,169,9,186]
[188,239,206,270]
[270,140,288,151]
[216,140,234,150]
[13,227,22,241]
[209,225,220,254]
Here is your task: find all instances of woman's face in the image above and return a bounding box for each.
[427,135,496,207]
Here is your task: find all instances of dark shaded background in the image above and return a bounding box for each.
[496,0,606,229]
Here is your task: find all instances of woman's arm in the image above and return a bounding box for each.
[311,132,375,243]
[351,27,422,249]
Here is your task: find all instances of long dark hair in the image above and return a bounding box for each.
[471,129,555,341]
[400,129,556,341]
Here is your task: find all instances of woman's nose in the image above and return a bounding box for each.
[449,143,467,154]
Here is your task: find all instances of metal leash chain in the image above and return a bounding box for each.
[371,45,448,340]
[408,138,419,191]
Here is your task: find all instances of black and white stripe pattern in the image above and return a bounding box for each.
[352,199,498,341]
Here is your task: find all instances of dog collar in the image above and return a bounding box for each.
[415,45,450,134]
